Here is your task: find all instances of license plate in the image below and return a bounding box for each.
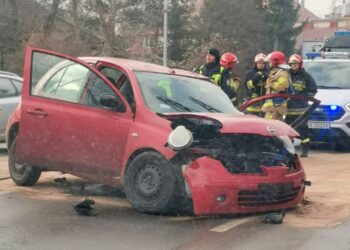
[308,121,330,129]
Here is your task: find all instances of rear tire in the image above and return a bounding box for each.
[125,151,191,214]
[8,138,42,186]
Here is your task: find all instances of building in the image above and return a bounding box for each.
[296,0,350,57]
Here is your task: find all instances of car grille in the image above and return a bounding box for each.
[238,184,301,207]
[310,105,345,121]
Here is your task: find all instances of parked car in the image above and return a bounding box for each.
[0,71,22,142]
[6,47,308,215]
[304,52,350,149]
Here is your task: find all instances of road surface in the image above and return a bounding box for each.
[1,145,350,250]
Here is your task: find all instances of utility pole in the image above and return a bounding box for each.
[274,36,279,51]
[163,0,168,66]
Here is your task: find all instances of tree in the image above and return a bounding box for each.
[261,0,301,56]
[168,0,195,63]
[0,0,19,70]
[196,0,271,72]
[195,0,301,72]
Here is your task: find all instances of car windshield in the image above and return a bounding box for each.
[304,61,350,89]
[135,72,241,114]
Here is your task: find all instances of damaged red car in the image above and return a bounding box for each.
[6,47,307,215]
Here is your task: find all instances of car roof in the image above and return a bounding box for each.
[0,71,22,81]
[79,57,208,80]
[304,59,350,63]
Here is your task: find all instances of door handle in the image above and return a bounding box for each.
[26,108,48,117]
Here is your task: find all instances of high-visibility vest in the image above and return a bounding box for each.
[198,65,224,85]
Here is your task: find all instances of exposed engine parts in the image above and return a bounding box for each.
[189,134,297,174]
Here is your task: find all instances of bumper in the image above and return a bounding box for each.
[309,112,350,143]
[184,157,305,216]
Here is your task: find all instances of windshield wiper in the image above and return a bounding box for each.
[156,96,196,112]
[317,85,342,89]
[189,96,221,113]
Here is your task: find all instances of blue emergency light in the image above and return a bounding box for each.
[330,105,338,111]
[306,52,322,59]
[306,52,350,59]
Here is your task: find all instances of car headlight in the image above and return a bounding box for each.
[278,136,296,155]
[167,126,193,151]
[346,103,350,111]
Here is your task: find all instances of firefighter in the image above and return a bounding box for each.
[195,48,222,85]
[219,52,240,106]
[286,54,317,157]
[244,53,269,116]
[261,51,292,121]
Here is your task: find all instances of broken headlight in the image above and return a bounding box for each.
[278,136,296,155]
[168,125,193,151]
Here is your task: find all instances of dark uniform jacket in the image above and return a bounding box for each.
[244,68,269,99]
[220,69,237,100]
[288,68,317,110]
[196,62,222,84]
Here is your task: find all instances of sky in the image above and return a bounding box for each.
[303,0,333,18]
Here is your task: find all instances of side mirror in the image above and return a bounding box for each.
[100,94,125,112]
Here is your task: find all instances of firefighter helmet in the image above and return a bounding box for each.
[288,54,304,68]
[220,53,238,69]
[254,53,267,63]
[268,51,286,67]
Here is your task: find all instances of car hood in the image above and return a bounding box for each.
[162,113,298,137]
[315,89,350,106]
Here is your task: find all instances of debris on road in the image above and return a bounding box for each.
[262,212,285,224]
[74,198,98,216]
[0,177,11,181]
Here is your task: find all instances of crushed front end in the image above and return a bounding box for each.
[165,114,306,216]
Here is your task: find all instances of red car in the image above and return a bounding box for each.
[6,47,307,215]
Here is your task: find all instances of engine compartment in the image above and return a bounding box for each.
[167,116,297,175]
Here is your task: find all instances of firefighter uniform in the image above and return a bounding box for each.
[286,66,317,157]
[195,48,222,85]
[219,52,240,106]
[197,64,222,85]
[220,68,240,105]
[262,66,291,121]
[244,68,269,115]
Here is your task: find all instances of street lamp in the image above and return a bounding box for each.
[163,0,168,66]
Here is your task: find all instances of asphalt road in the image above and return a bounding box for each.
[1,145,350,250]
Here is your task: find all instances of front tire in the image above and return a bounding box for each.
[125,152,179,214]
[8,138,42,186]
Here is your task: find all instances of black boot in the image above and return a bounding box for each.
[301,142,310,158]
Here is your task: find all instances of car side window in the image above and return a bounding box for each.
[81,74,125,112]
[0,78,17,98]
[31,52,92,104]
[98,67,135,111]
[10,79,23,93]
[40,64,89,103]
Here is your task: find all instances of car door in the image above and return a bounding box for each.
[0,77,20,141]
[16,47,133,177]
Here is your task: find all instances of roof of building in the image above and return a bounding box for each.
[298,6,320,22]
[296,27,337,49]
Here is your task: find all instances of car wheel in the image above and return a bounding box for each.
[8,138,42,186]
[125,151,180,214]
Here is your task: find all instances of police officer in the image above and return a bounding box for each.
[219,52,240,105]
[286,54,317,157]
[195,48,222,85]
[244,53,269,116]
[262,51,292,121]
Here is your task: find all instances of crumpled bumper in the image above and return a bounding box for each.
[183,156,305,216]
